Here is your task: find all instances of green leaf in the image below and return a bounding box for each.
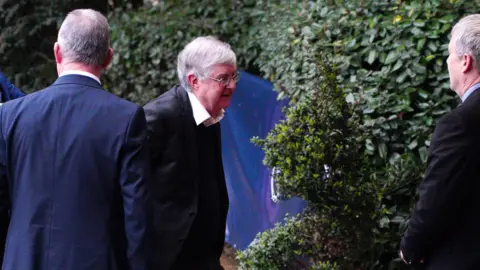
[427,42,438,52]
[384,51,398,65]
[425,54,435,61]
[367,50,377,65]
[345,93,355,103]
[396,72,408,83]
[408,139,418,150]
[418,90,429,99]
[412,63,427,74]
[419,146,428,163]
[417,38,426,50]
[391,60,403,72]
[379,142,388,159]
[411,27,423,35]
[366,139,375,152]
[390,216,406,224]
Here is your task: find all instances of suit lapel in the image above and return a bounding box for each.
[176,86,229,255]
[175,86,199,185]
[213,123,229,256]
[214,123,229,207]
[175,85,228,205]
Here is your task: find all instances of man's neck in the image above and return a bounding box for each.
[203,104,222,118]
[58,63,101,79]
[191,91,221,117]
[460,75,480,96]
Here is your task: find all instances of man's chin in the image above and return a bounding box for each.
[219,98,231,108]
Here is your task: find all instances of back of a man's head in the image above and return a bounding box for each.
[58,9,110,67]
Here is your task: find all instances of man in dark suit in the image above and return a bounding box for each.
[400,14,480,269]
[0,9,151,270]
[144,36,238,270]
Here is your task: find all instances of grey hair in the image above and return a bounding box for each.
[452,14,480,70]
[58,9,110,67]
[177,36,237,91]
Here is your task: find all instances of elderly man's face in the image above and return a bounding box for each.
[193,63,237,116]
[447,37,463,93]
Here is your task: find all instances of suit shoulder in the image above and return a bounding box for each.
[1,85,49,107]
[433,107,465,132]
[143,86,182,120]
[437,101,480,136]
[79,85,142,113]
[452,94,480,121]
[8,85,141,116]
[103,90,141,111]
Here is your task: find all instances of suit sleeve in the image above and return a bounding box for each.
[401,112,471,259]
[0,71,25,101]
[6,83,25,100]
[0,107,9,264]
[119,107,152,270]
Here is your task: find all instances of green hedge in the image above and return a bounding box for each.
[236,0,480,269]
[0,0,112,93]
[248,0,478,165]
[0,1,61,92]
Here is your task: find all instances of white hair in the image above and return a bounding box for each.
[177,36,237,91]
[452,14,480,70]
[58,9,110,67]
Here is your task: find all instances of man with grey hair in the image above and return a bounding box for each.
[0,9,151,270]
[144,36,238,269]
[400,14,480,269]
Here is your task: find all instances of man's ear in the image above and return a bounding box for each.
[54,42,62,64]
[462,54,474,73]
[187,73,199,91]
[101,48,114,69]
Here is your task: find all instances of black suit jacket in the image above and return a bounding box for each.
[143,85,229,269]
[401,89,480,269]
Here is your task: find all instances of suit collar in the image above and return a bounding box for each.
[461,83,480,103]
[176,86,225,126]
[174,85,199,183]
[171,85,226,209]
[175,85,192,117]
[459,86,480,107]
[60,70,100,85]
[186,90,211,125]
[52,74,103,90]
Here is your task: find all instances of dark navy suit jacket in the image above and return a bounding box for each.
[0,75,151,270]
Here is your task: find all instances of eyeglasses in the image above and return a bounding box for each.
[207,71,240,87]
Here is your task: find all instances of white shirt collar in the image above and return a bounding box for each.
[59,70,101,85]
[186,90,224,127]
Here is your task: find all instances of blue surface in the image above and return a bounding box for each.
[221,71,306,250]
